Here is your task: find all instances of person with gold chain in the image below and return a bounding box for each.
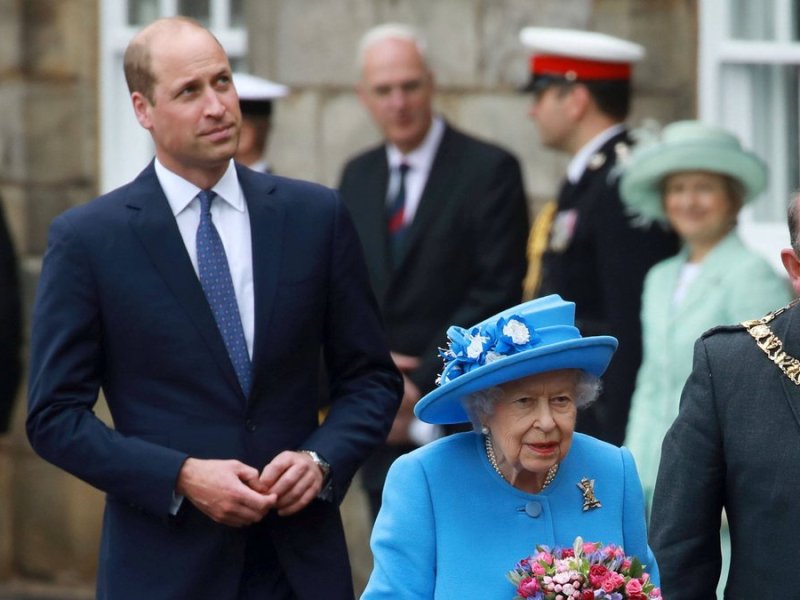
[650,194,800,598]
[519,27,679,446]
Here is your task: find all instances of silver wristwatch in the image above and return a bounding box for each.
[299,450,331,483]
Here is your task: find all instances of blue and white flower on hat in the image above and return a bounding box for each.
[437,314,541,385]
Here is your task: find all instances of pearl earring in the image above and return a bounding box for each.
[481,425,489,435]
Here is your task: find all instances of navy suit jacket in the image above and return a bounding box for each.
[27,162,402,600]
[339,123,529,396]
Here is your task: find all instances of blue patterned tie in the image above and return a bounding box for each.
[196,190,252,396]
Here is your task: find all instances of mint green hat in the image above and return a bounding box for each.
[620,120,767,221]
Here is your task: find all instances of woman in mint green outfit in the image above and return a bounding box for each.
[620,120,792,596]
[620,121,792,509]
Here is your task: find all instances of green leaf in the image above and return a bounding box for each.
[629,557,644,578]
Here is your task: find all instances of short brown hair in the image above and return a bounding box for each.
[123,37,155,103]
[123,16,212,104]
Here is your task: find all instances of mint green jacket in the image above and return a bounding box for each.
[624,232,792,508]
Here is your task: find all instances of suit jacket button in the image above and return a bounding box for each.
[525,501,542,518]
[245,420,256,432]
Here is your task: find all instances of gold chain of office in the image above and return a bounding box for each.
[742,299,800,386]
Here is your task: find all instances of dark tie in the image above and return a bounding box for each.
[387,163,410,266]
[196,190,252,396]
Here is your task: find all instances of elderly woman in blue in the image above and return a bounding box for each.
[361,295,658,600]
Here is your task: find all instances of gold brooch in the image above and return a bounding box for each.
[577,477,602,511]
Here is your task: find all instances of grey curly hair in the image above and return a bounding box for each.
[460,370,602,433]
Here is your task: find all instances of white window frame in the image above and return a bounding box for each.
[699,0,800,272]
[99,0,247,193]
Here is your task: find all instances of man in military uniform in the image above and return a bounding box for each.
[650,195,800,598]
[519,27,678,445]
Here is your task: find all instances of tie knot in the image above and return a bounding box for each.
[198,190,217,215]
[398,163,410,176]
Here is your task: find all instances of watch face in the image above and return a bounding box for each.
[303,450,330,477]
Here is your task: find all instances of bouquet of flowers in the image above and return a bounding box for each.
[507,537,661,600]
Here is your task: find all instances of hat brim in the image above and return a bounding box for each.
[414,336,618,425]
[620,143,768,221]
[519,74,564,93]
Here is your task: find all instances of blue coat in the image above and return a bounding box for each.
[625,232,791,506]
[362,432,658,599]
[26,162,402,600]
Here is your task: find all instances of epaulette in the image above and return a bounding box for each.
[701,298,800,340]
[700,323,743,340]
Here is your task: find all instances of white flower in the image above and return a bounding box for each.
[503,319,530,345]
[484,351,504,364]
[466,334,486,359]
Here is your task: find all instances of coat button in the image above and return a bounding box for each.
[525,501,543,518]
[245,420,256,432]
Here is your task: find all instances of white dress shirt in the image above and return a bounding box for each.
[385,116,446,226]
[155,159,255,359]
[384,118,446,446]
[566,123,626,184]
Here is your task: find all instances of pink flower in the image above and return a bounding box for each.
[626,578,643,595]
[583,542,598,554]
[601,571,625,593]
[588,564,608,587]
[517,576,541,596]
[621,559,632,571]
[651,587,662,598]
[536,551,554,565]
[532,562,547,577]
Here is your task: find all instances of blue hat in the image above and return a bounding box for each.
[414,295,618,425]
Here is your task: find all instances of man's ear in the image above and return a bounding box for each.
[566,83,591,120]
[780,248,800,296]
[131,92,153,130]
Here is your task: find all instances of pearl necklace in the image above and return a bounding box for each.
[484,434,559,491]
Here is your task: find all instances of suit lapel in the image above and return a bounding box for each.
[672,234,739,319]
[360,153,392,281]
[398,124,456,269]
[237,165,284,396]
[126,163,244,399]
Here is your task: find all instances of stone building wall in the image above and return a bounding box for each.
[0,0,697,594]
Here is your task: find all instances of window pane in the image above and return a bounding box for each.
[128,0,160,26]
[229,56,247,72]
[722,63,800,222]
[729,0,774,40]
[178,0,211,26]
[230,0,245,28]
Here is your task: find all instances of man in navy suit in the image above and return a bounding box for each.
[338,24,529,519]
[26,17,401,600]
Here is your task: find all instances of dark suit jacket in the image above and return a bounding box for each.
[26,162,402,600]
[0,199,21,432]
[338,123,529,492]
[339,123,529,395]
[538,130,678,445]
[650,301,800,599]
